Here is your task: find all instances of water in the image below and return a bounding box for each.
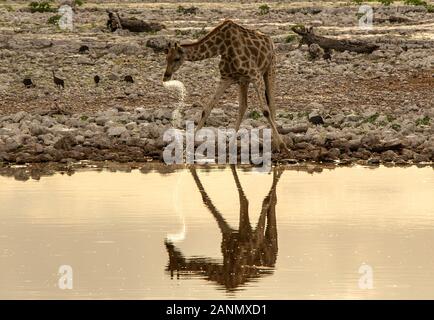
[163,80,186,129]
[0,165,433,299]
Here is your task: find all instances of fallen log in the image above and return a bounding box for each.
[292,25,379,54]
[106,11,165,33]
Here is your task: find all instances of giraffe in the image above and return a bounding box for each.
[165,166,282,291]
[163,20,289,153]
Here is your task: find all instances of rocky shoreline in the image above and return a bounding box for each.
[0,103,432,165]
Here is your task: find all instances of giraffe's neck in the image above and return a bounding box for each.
[181,27,225,61]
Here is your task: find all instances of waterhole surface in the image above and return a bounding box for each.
[0,165,433,299]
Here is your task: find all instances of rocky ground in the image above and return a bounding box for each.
[0,0,433,165]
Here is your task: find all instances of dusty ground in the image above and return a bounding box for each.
[0,0,433,164]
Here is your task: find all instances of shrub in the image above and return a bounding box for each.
[285,34,297,43]
[404,0,427,5]
[415,116,430,126]
[74,0,84,6]
[47,14,61,25]
[258,4,270,15]
[379,0,394,5]
[192,27,207,39]
[391,123,401,131]
[363,113,379,123]
[352,0,433,11]
[404,0,434,13]
[278,113,294,120]
[297,111,309,118]
[249,110,262,120]
[386,114,396,122]
[352,0,395,5]
[352,0,393,4]
[29,1,55,13]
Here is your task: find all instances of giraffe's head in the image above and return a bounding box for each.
[163,42,185,82]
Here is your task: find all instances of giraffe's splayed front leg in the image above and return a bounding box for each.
[163,80,187,128]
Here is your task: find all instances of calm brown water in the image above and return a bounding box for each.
[0,165,433,299]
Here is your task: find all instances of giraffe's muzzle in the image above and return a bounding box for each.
[163,72,172,82]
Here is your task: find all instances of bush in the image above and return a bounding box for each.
[285,34,297,43]
[404,0,434,12]
[391,123,401,131]
[386,114,396,122]
[352,0,433,11]
[278,113,294,120]
[47,14,61,25]
[249,110,262,120]
[363,113,379,123]
[416,116,430,126]
[192,27,207,39]
[352,0,393,4]
[29,1,54,13]
[258,4,270,15]
[74,0,85,6]
[404,0,427,5]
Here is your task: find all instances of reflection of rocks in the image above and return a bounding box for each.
[0,160,429,183]
[165,166,282,290]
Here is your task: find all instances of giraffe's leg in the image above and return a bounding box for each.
[254,167,282,255]
[264,167,283,249]
[252,76,289,154]
[264,61,277,124]
[235,83,248,132]
[230,165,252,238]
[195,79,233,132]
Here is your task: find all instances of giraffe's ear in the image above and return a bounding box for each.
[164,42,171,54]
[174,43,184,54]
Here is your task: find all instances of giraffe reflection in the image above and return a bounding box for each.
[165,166,283,291]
